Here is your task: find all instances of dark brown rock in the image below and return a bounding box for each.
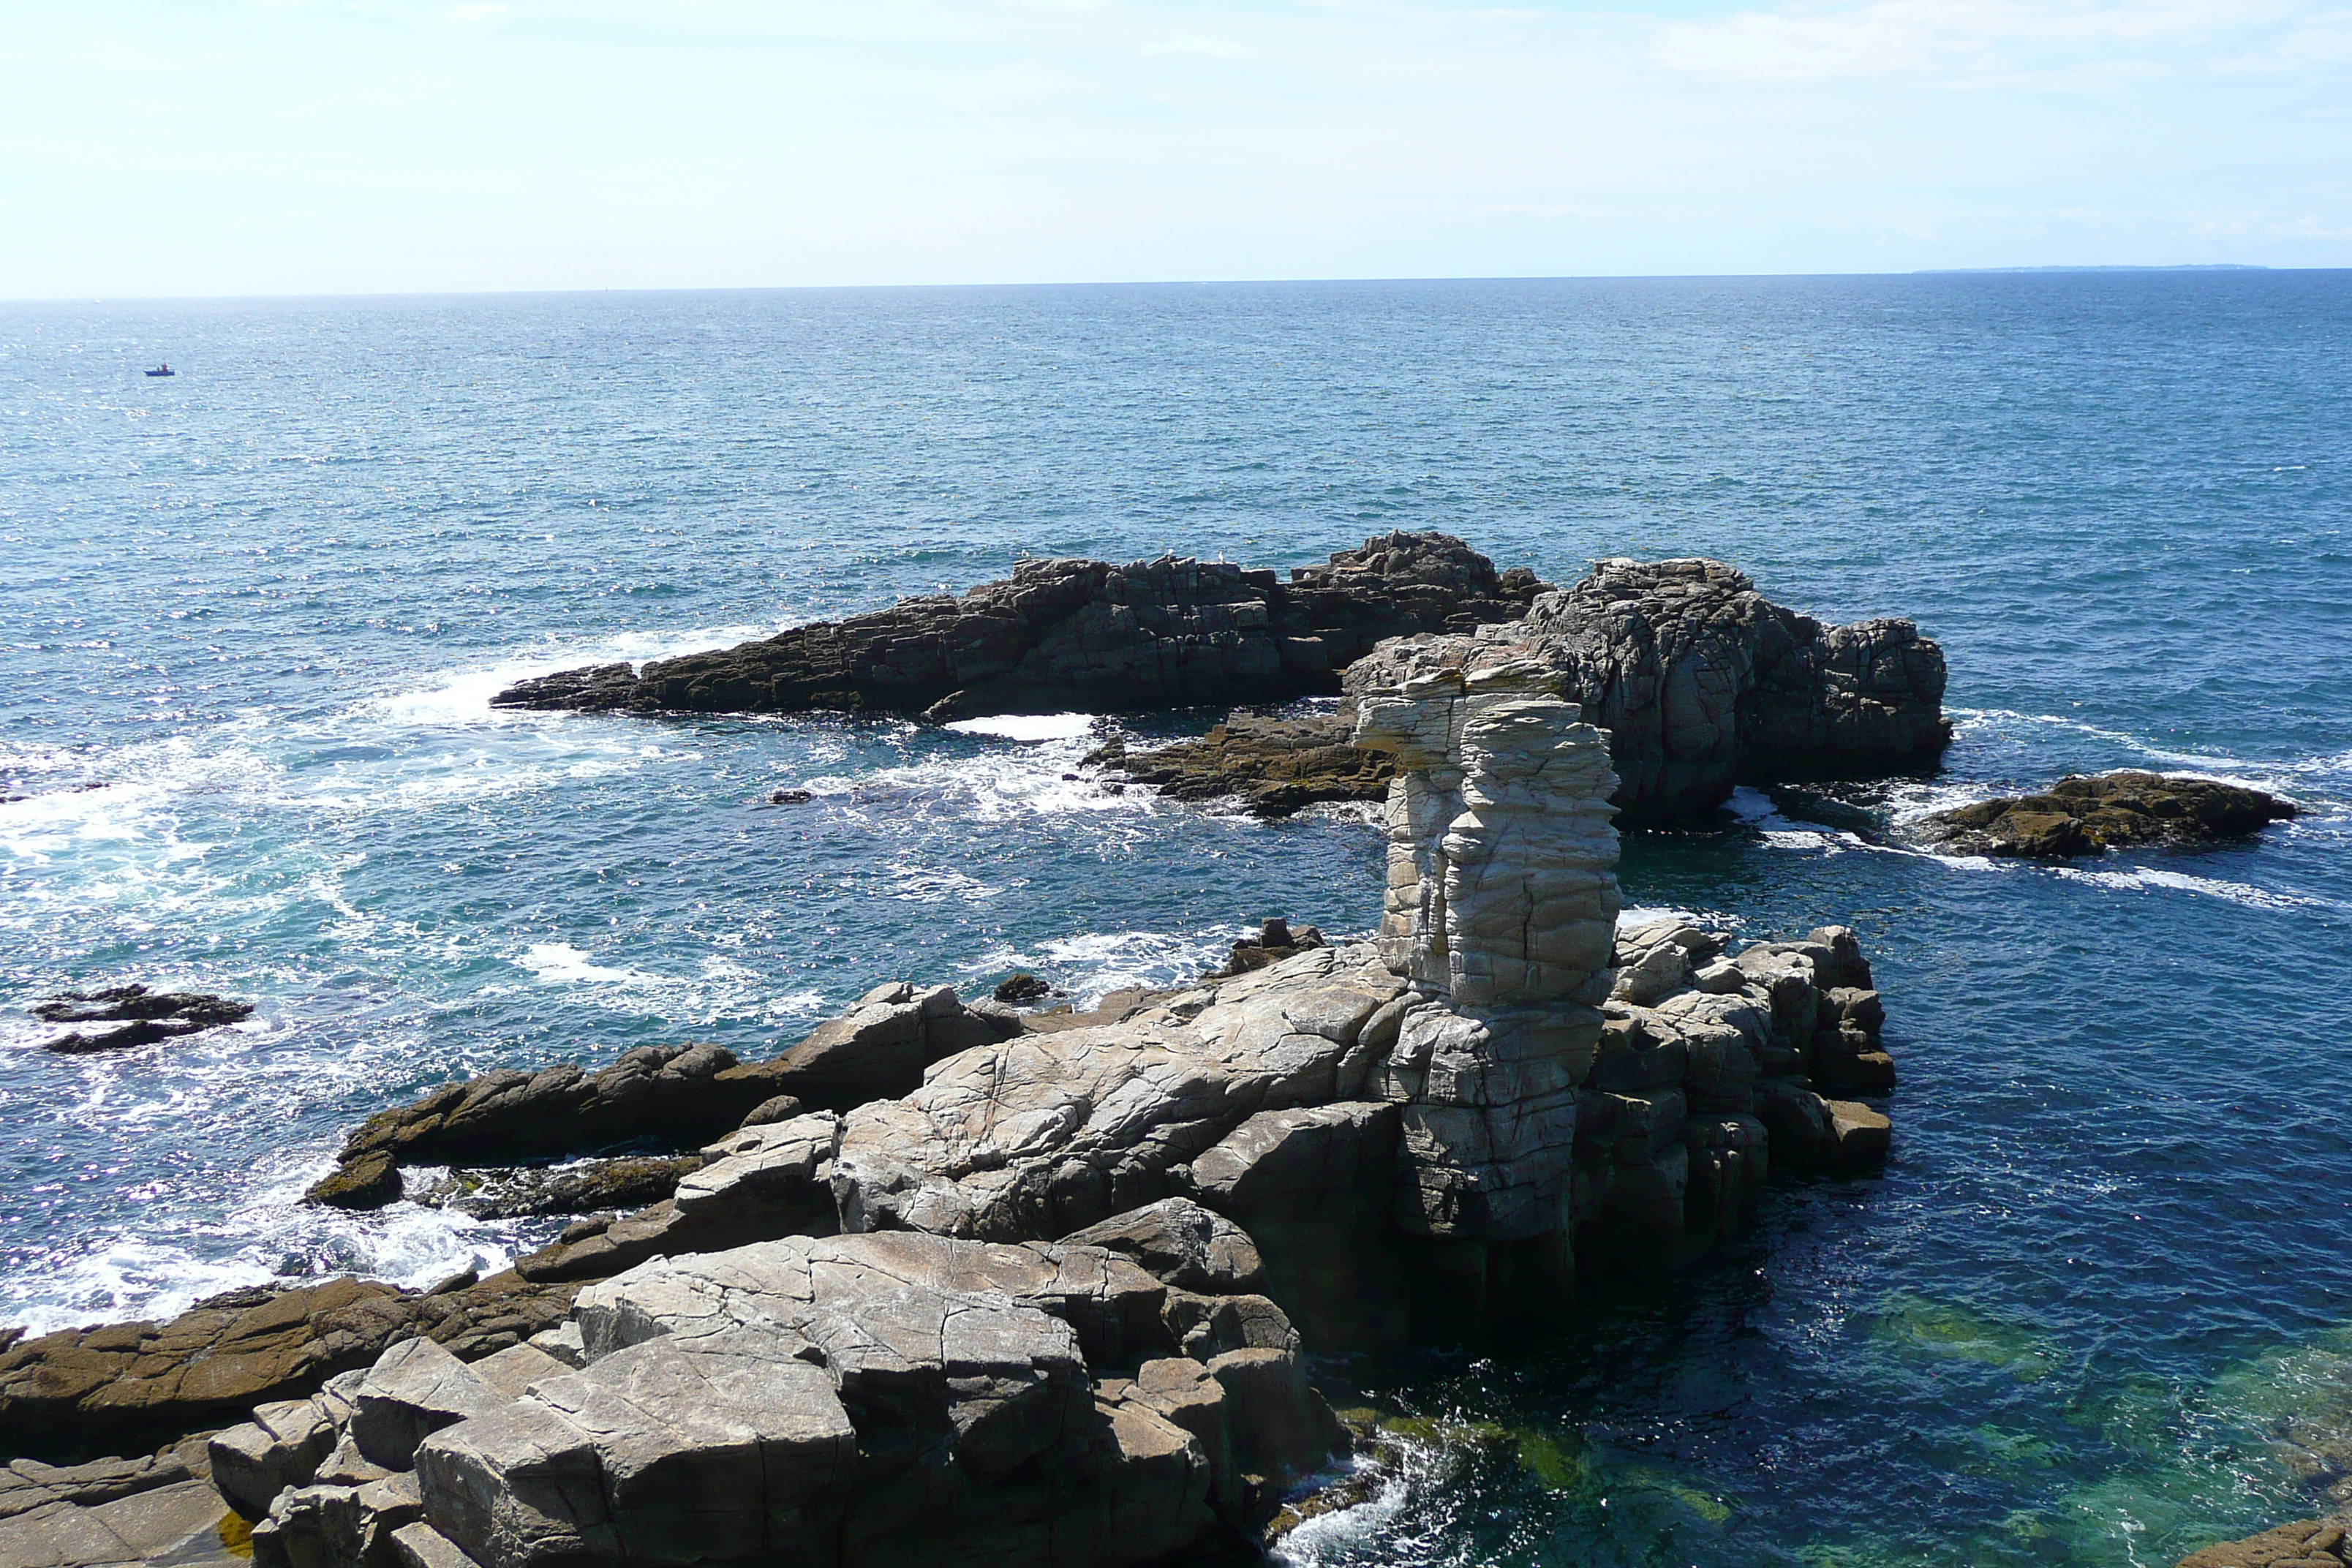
[490,531,1546,718]
[993,971,1052,1003]
[33,984,255,1052]
[1920,772,2299,859]
[0,1274,576,1464]
[1090,709,1395,819]
[1207,918,1329,979]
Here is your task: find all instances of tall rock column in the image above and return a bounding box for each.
[1352,662,1622,1254]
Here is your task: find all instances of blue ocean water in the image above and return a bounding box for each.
[1,274,2348,1566]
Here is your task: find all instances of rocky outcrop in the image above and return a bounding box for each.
[306,989,1017,1211]
[32,984,255,1052]
[1919,772,2299,859]
[1087,709,1394,818]
[53,641,1915,1568]
[1342,556,1948,824]
[243,1229,1345,1568]
[0,1274,576,1465]
[2176,1517,2350,1567]
[490,532,1548,718]
[825,660,1896,1335]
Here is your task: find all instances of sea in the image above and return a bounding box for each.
[1,274,2348,1567]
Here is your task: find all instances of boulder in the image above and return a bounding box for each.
[1920,772,2299,859]
[351,1341,510,1471]
[403,1232,1341,1568]
[210,1397,336,1519]
[1058,1198,1267,1295]
[490,532,1546,719]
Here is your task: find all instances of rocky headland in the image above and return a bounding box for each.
[1338,556,1950,825]
[489,536,1949,830]
[1918,772,2299,859]
[0,653,1912,1568]
[491,532,1548,720]
[1091,553,1949,825]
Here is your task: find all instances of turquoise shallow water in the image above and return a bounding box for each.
[1,275,2348,1564]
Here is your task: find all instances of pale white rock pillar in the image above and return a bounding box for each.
[1352,660,1623,1241]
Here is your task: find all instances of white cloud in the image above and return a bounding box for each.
[1652,0,2315,84]
[445,2,510,22]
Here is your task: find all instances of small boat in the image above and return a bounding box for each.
[145,363,173,377]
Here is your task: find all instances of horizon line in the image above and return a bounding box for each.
[4,263,2338,309]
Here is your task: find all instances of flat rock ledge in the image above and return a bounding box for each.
[0,1274,576,1467]
[491,531,1547,719]
[2176,1515,2351,1567]
[1919,772,2298,859]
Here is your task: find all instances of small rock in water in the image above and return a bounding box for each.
[1918,772,2298,859]
[767,788,813,804]
[1209,916,1328,978]
[994,972,1052,1004]
[32,983,255,1052]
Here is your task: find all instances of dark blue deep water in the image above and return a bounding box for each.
[2,274,2348,1566]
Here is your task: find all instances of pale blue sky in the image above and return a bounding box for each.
[4,0,2348,298]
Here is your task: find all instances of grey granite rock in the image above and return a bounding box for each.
[1343,556,1949,824]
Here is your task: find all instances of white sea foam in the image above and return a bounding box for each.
[2050,864,2337,913]
[517,941,661,987]
[1948,708,2350,796]
[943,712,1098,742]
[362,622,785,728]
[1726,785,1849,852]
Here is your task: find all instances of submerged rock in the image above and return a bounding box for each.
[1919,772,2298,859]
[32,984,255,1052]
[492,530,1548,718]
[2174,1516,2350,1567]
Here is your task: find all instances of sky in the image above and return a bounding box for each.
[2,0,2348,298]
